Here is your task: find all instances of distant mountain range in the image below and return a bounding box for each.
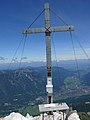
[0,59,90,70]
[0,66,90,116]
[0,66,90,105]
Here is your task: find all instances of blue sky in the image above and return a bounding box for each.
[0,0,90,64]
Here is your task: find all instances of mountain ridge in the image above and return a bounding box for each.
[0,66,90,116]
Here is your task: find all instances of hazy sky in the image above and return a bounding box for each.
[0,0,90,63]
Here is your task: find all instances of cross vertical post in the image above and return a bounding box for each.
[44,3,53,104]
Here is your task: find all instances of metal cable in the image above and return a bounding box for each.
[27,9,44,29]
[75,35,90,62]
[51,34,59,68]
[7,35,25,70]
[50,7,90,62]
[8,9,44,69]
[18,9,44,67]
[70,31,80,79]
[50,9,69,26]
[51,34,61,84]
[18,34,27,69]
[50,3,90,61]
[18,9,44,66]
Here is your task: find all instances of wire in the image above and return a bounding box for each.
[74,35,90,62]
[50,6,90,63]
[8,9,44,69]
[18,34,27,69]
[7,35,25,70]
[51,34,59,68]
[18,9,44,66]
[18,9,44,67]
[27,9,44,29]
[70,31,80,79]
[50,9,69,26]
[51,34,62,85]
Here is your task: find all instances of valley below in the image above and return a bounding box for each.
[0,65,90,118]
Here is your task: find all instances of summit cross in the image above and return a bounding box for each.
[23,3,74,104]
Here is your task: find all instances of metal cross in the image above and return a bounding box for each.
[23,3,74,104]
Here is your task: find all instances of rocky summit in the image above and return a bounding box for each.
[0,112,80,120]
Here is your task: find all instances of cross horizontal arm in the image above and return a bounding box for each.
[22,26,74,34]
[50,26,74,32]
[22,28,46,34]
